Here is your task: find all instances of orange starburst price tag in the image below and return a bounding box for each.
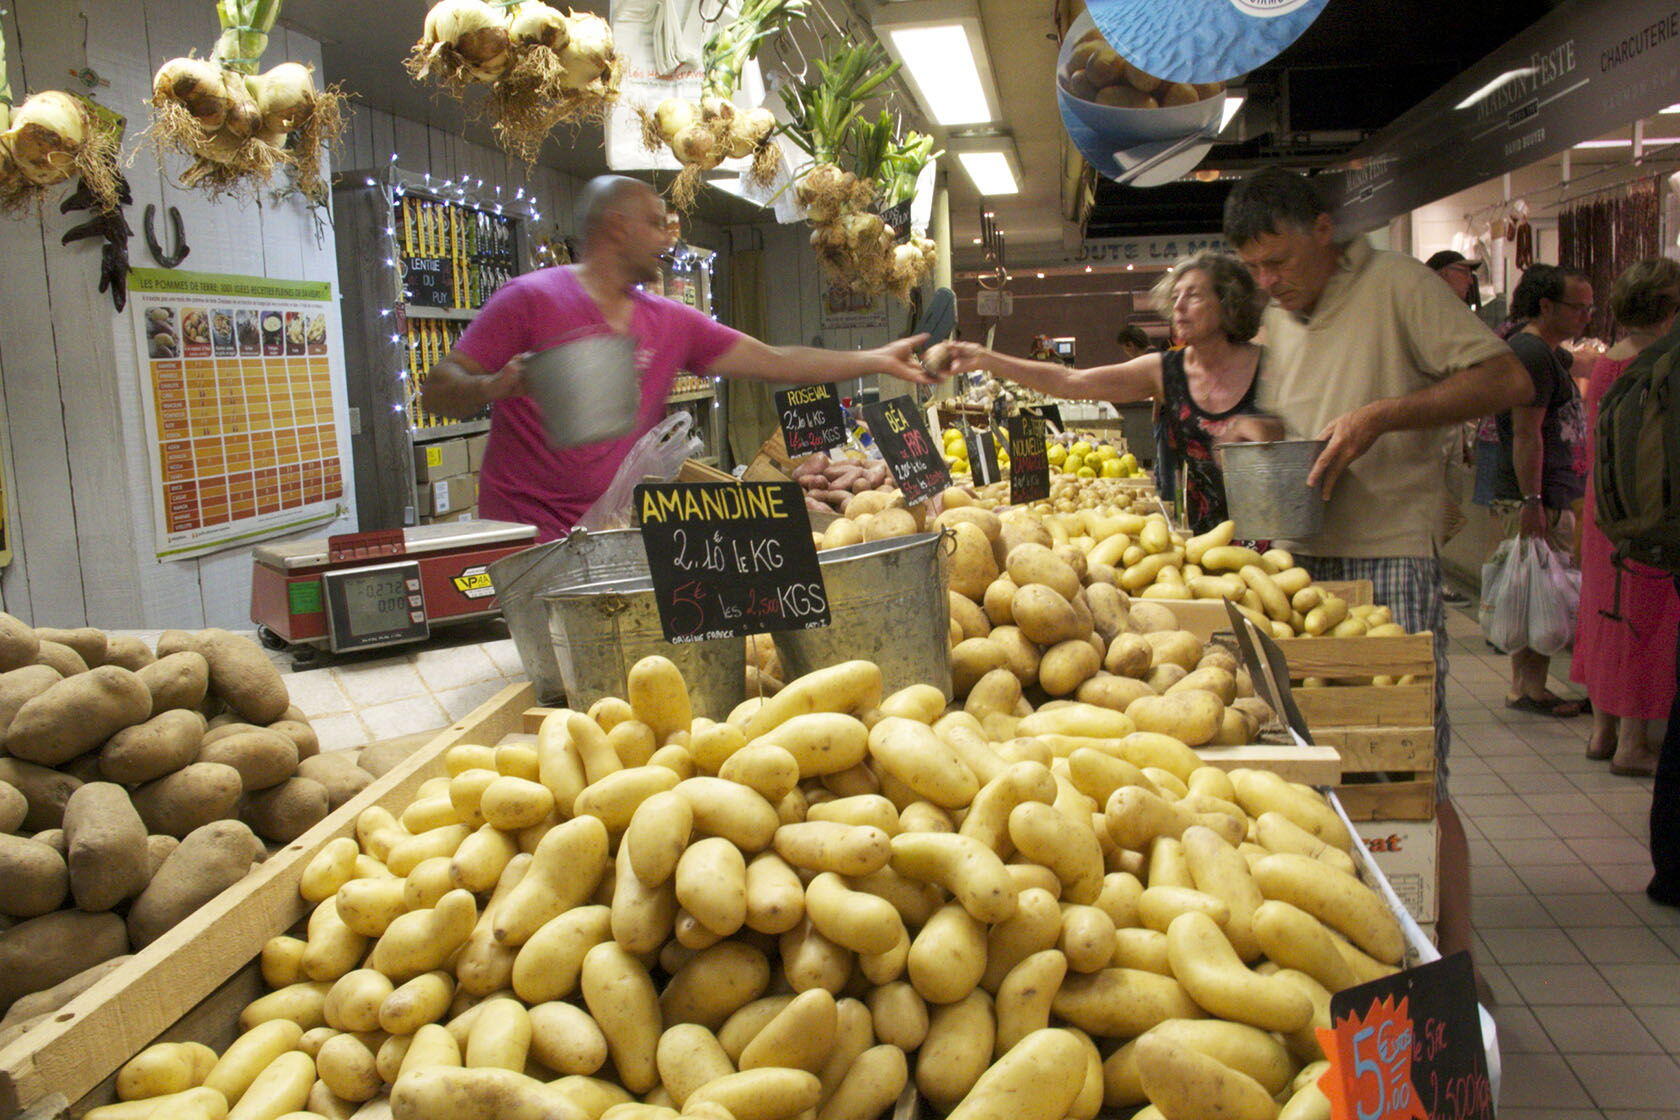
[1318,995,1429,1120]
[1319,952,1494,1120]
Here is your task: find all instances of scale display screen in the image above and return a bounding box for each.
[323,561,428,652]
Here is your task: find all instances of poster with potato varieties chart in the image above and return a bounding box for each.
[129,269,347,560]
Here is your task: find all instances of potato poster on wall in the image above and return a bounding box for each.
[128,269,349,561]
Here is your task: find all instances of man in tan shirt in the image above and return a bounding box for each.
[1223,168,1531,963]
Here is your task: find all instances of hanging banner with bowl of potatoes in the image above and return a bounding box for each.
[1056,11,1232,187]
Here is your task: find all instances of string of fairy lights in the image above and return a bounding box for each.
[359,155,723,429]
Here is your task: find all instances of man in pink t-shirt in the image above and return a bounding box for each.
[423,176,934,539]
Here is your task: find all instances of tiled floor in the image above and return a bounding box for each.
[1440,609,1680,1119]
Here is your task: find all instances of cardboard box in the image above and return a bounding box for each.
[422,472,477,517]
[466,433,490,472]
[1354,818,1439,925]
[414,437,469,482]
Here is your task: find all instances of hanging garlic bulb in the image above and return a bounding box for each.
[246,62,318,139]
[2,91,90,185]
[555,10,613,88]
[507,1,569,50]
[153,58,236,130]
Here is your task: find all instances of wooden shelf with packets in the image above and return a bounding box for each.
[333,166,538,530]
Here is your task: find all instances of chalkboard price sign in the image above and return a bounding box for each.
[1319,951,1492,1120]
[861,395,951,505]
[635,482,831,644]
[775,383,849,455]
[1020,403,1064,433]
[1008,415,1051,504]
[966,428,1001,485]
[404,256,453,308]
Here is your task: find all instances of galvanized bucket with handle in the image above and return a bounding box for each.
[542,576,746,720]
[488,528,649,705]
[772,532,953,700]
[524,334,640,449]
[1220,439,1328,541]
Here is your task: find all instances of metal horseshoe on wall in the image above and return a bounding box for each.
[144,204,191,268]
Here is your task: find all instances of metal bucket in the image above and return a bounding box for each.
[524,335,640,449]
[772,532,953,700]
[1220,439,1328,540]
[542,577,746,720]
[488,529,649,705]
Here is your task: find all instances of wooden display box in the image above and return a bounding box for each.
[0,683,538,1120]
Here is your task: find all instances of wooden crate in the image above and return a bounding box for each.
[0,683,537,1120]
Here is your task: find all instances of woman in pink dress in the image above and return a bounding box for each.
[1573,258,1680,775]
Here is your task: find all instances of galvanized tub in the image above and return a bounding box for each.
[524,335,640,449]
[772,532,953,700]
[542,576,746,720]
[1220,439,1328,540]
[488,528,649,705]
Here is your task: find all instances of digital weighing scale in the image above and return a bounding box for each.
[250,520,538,654]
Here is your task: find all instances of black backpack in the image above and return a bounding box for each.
[1594,326,1680,573]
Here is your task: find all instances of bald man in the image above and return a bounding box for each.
[423,175,933,538]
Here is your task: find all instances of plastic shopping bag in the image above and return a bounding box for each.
[1479,537,1523,652]
[1524,538,1580,657]
[572,412,702,532]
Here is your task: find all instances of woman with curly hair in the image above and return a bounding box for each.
[946,251,1270,533]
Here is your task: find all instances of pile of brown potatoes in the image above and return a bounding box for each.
[0,618,370,1039]
[99,654,1404,1120]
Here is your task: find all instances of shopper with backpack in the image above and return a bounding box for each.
[1573,260,1680,776]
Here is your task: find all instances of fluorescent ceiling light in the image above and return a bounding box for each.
[1454,67,1540,110]
[885,25,993,125]
[1662,103,1680,113]
[706,176,765,205]
[957,151,1018,195]
[1572,136,1680,148]
[1218,93,1246,133]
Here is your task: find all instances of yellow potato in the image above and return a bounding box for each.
[323,968,394,1034]
[1181,825,1264,962]
[628,655,692,744]
[865,981,929,1051]
[493,815,609,946]
[368,890,477,982]
[675,836,748,937]
[380,970,455,1036]
[688,1069,822,1120]
[946,1029,1088,1120]
[816,1043,907,1120]
[1051,968,1203,1038]
[1132,1033,1279,1120]
[1010,584,1084,647]
[1008,801,1103,903]
[740,660,883,740]
[391,1067,575,1120]
[738,987,837,1073]
[1251,853,1405,965]
[655,1023,735,1106]
[915,989,996,1110]
[907,900,988,1003]
[743,850,806,935]
[1058,904,1118,973]
[580,942,662,1093]
[1038,640,1101,697]
[1227,770,1353,850]
[659,940,770,1030]
[1252,899,1363,994]
[624,790,693,887]
[1166,911,1312,1032]
[890,832,1017,923]
[677,777,782,852]
[1199,545,1265,573]
[117,1042,210,1101]
[238,982,331,1033]
[868,717,979,809]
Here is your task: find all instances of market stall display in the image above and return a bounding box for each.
[0,619,365,1045]
[61,649,1414,1120]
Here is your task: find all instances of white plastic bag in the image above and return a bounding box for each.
[573,412,702,532]
[1479,537,1523,652]
[1525,538,1580,657]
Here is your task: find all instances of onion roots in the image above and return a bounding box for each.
[0,91,123,214]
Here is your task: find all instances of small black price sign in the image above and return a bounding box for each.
[775,383,848,456]
[404,257,453,308]
[1319,951,1492,1120]
[966,428,1001,485]
[1008,414,1051,504]
[1020,403,1065,433]
[635,482,831,644]
[861,395,951,505]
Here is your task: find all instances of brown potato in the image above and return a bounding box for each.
[0,757,82,832]
[297,752,374,810]
[0,834,69,918]
[102,635,158,671]
[268,719,321,762]
[145,835,179,879]
[34,628,107,668]
[1104,633,1152,679]
[1076,673,1155,713]
[0,665,63,737]
[1160,82,1199,107]
[137,651,210,714]
[1122,59,1164,92]
[988,626,1041,689]
[0,780,24,834]
[0,910,128,1015]
[1012,585,1083,647]
[127,820,262,948]
[131,762,244,839]
[63,782,151,912]
[0,954,131,1028]
[1039,641,1101,698]
[0,613,40,672]
[197,630,290,724]
[199,728,299,792]
[1096,86,1155,109]
[241,776,329,842]
[101,709,207,785]
[1063,69,1097,102]
[951,639,1010,697]
[1083,47,1123,87]
[34,640,88,678]
[5,666,152,767]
